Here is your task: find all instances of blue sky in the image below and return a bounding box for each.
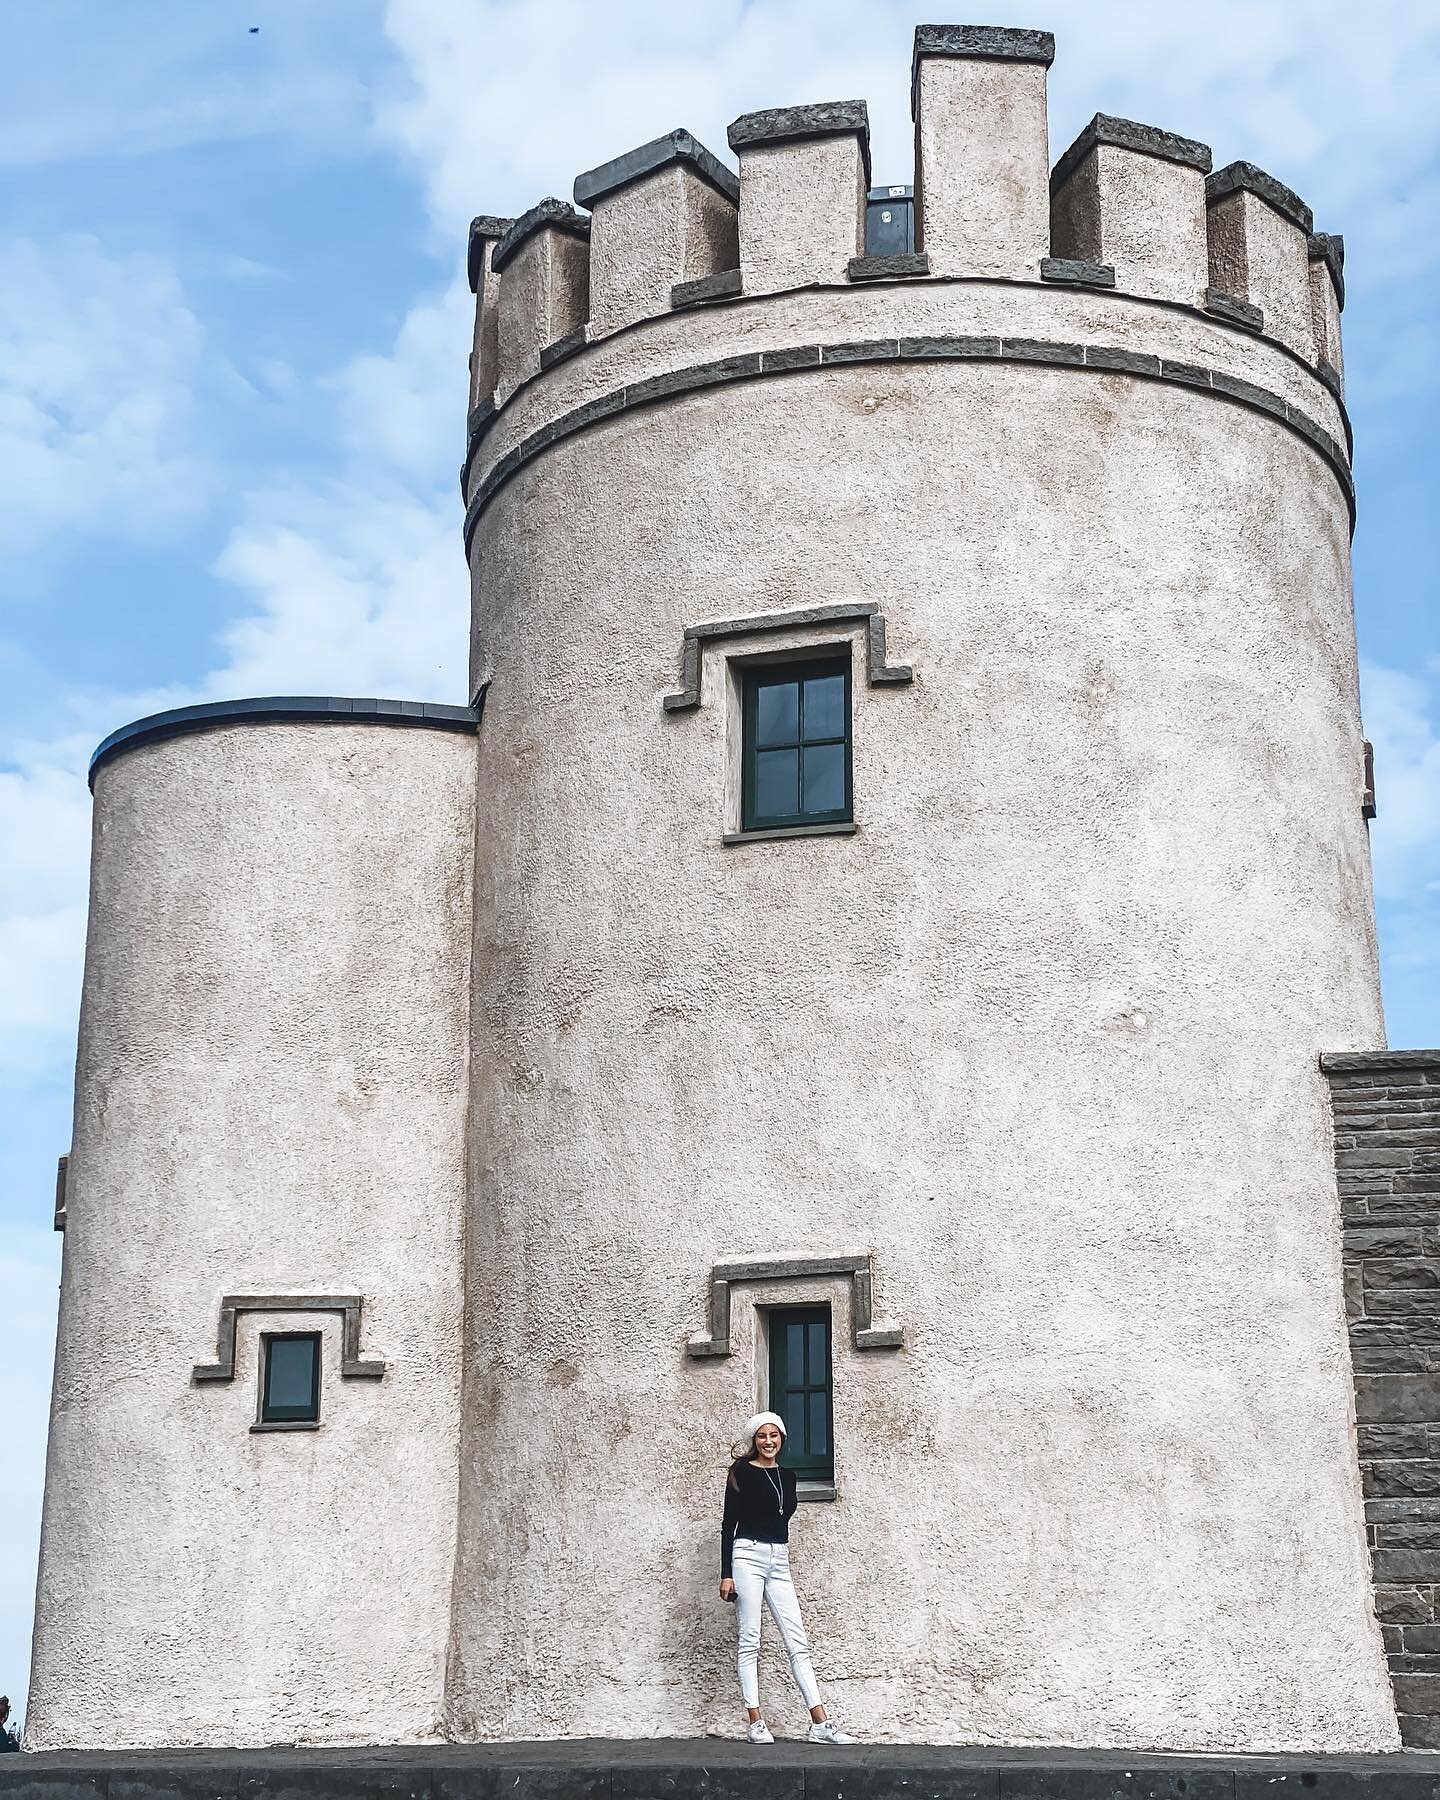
[2,0,1438,1730]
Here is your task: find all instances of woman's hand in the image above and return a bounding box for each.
[719,1578,735,1603]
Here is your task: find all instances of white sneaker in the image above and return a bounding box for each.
[747,1719,775,1744]
[807,1720,857,1744]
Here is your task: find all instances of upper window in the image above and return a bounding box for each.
[768,1305,834,1483]
[741,659,852,833]
[259,1332,321,1427]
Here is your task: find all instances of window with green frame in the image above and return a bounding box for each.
[768,1306,834,1482]
[741,658,852,832]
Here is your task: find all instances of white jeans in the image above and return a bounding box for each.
[732,1536,822,1712]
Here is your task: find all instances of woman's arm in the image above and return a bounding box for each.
[720,1462,741,1579]
[783,1466,799,1521]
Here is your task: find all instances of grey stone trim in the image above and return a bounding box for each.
[911,23,1055,119]
[1050,114,1212,196]
[1204,288,1264,332]
[686,1251,904,1357]
[463,329,1354,550]
[1310,230,1346,311]
[250,1420,320,1434]
[727,101,871,186]
[662,601,913,712]
[847,252,930,283]
[539,326,589,372]
[192,1295,386,1383]
[90,696,478,790]
[466,214,513,293]
[671,268,742,311]
[1325,1052,1440,1744]
[723,822,857,846]
[1040,256,1116,289]
[1205,160,1313,234]
[1315,356,1344,408]
[490,198,590,275]
[54,1153,68,1233]
[797,1481,838,1502]
[573,128,738,210]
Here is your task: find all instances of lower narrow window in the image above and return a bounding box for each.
[741,658,852,832]
[768,1306,834,1483]
[260,1332,321,1426]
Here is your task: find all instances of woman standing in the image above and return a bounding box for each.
[719,1411,855,1744]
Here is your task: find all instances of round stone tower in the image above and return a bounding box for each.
[451,23,1389,1752]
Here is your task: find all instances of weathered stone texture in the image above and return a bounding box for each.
[1327,1049,1440,1748]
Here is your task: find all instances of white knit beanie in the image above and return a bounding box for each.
[743,1411,787,1442]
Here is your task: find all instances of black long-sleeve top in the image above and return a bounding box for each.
[720,1458,798,1577]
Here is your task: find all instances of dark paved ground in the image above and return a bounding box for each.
[7,1739,1440,1800]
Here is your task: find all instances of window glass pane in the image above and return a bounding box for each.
[808,1392,829,1457]
[754,748,799,820]
[266,1338,316,1414]
[802,743,845,815]
[779,1389,807,1450]
[786,1321,806,1387]
[803,673,846,741]
[807,1320,828,1384]
[754,681,800,748]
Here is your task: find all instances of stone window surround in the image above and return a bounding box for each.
[192,1294,386,1392]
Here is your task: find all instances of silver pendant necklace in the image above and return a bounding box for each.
[763,1464,784,1511]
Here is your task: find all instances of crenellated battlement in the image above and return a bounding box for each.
[464,20,1349,509]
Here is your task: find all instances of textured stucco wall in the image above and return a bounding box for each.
[27,723,475,1750]
[590,168,737,336]
[454,276,1391,1750]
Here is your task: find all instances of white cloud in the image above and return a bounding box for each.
[1364,662,1440,906]
[0,236,208,552]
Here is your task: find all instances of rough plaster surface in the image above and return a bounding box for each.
[1206,191,1312,360]
[915,58,1050,277]
[737,139,865,295]
[590,166,738,337]
[1051,147,1208,307]
[1310,261,1345,381]
[466,281,1347,524]
[471,242,503,409]
[496,229,591,403]
[456,309,1392,1747]
[27,724,475,1750]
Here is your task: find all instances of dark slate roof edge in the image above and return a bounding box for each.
[1051,112,1213,194]
[467,215,515,292]
[89,697,479,790]
[1308,231,1346,310]
[491,198,591,274]
[1205,160,1313,233]
[1321,1050,1440,1074]
[574,129,739,209]
[727,101,872,184]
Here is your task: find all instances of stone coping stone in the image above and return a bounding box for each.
[1205,160,1313,233]
[1051,112,1213,194]
[1203,289,1264,331]
[1309,230,1347,309]
[573,128,739,210]
[1324,1050,1440,1074]
[466,215,514,292]
[491,198,591,275]
[10,1740,1440,1799]
[89,696,479,789]
[1039,257,1116,289]
[727,101,871,186]
[911,24,1055,118]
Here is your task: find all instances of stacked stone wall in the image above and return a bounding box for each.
[1327,1048,1440,1748]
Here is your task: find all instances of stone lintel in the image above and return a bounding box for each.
[1040,256,1116,289]
[573,128,739,210]
[467,215,514,292]
[1050,112,1212,195]
[1205,160,1313,234]
[1309,230,1346,310]
[491,198,591,275]
[727,100,872,186]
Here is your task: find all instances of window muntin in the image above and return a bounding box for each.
[741,659,852,832]
[768,1305,834,1482]
[260,1332,321,1425]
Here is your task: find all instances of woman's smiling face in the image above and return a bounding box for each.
[753,1423,783,1461]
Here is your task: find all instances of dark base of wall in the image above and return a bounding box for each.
[6,1739,1440,1800]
